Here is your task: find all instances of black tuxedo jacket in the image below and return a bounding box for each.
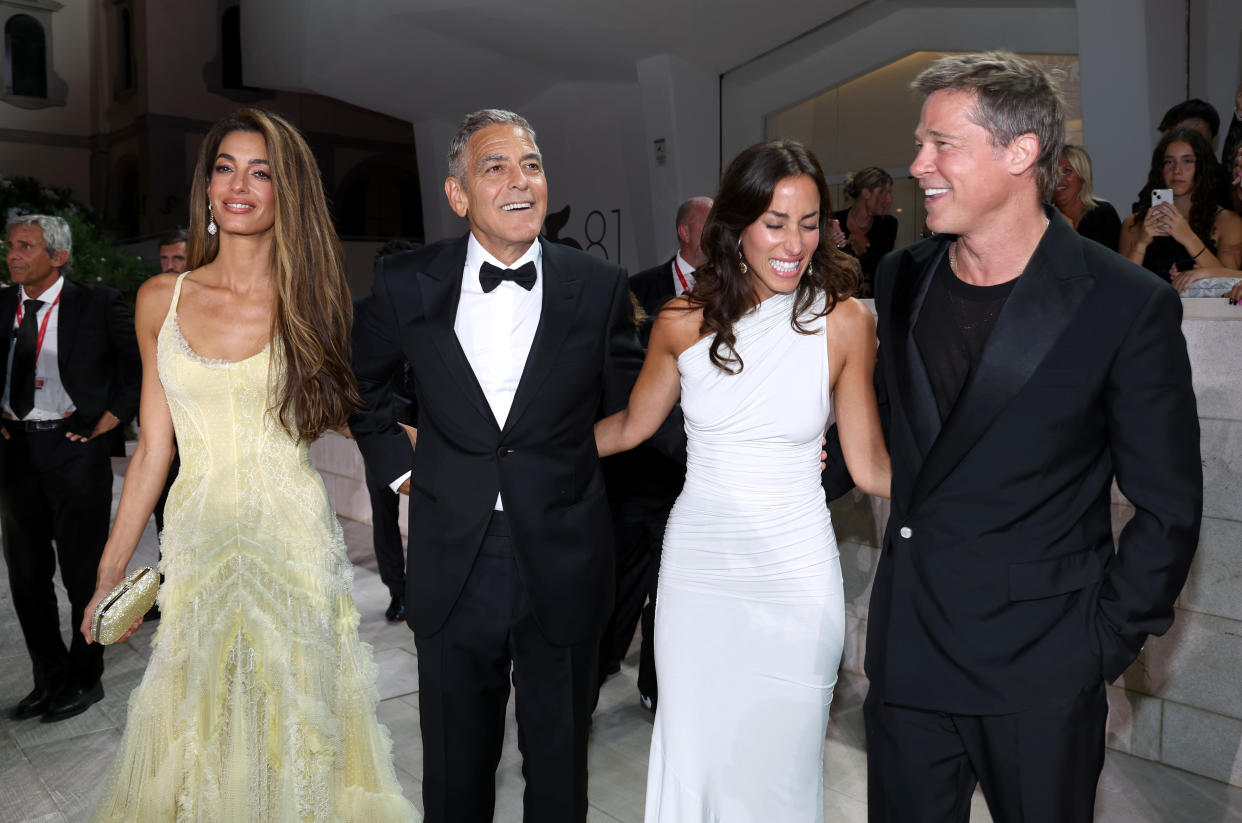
[0,279,140,436]
[864,209,1201,715]
[351,235,654,645]
[629,257,677,348]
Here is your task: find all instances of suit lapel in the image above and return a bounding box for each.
[56,279,84,376]
[909,212,1095,507]
[502,238,583,436]
[889,241,944,458]
[415,236,500,432]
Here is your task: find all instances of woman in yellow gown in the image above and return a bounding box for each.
[82,108,418,822]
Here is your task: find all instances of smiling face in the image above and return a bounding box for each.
[911,89,1028,238]
[738,174,820,303]
[1162,141,1197,198]
[207,130,276,238]
[1053,154,1082,208]
[445,123,548,265]
[6,223,66,298]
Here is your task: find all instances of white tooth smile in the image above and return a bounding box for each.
[769,259,800,274]
[923,188,949,197]
[501,203,531,211]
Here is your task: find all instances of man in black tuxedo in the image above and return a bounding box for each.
[849,53,1202,821]
[596,196,709,711]
[351,109,673,822]
[2,215,140,722]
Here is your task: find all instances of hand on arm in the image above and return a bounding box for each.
[828,299,891,498]
[595,301,692,458]
[80,276,179,644]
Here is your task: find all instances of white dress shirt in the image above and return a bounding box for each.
[672,252,696,297]
[3,276,74,420]
[391,234,544,510]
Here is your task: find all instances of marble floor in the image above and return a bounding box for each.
[3,467,1242,822]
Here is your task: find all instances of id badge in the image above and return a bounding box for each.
[35,378,45,391]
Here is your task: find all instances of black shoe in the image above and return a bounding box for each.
[41,681,103,723]
[11,687,54,720]
[385,594,405,623]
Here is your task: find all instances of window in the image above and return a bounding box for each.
[4,14,46,98]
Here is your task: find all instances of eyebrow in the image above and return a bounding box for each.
[476,151,542,169]
[216,152,270,166]
[915,128,958,141]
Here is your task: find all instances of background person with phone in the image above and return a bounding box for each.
[1121,127,1242,280]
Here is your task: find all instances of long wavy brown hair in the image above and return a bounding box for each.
[1130,127,1221,246]
[691,139,859,373]
[187,108,361,442]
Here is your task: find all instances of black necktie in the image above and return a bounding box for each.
[479,260,537,293]
[10,298,44,419]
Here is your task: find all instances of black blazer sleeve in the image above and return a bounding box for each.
[1077,202,1122,252]
[104,288,140,424]
[350,259,416,486]
[1095,284,1202,680]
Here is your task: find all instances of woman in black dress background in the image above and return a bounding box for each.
[834,166,897,296]
[1053,145,1121,251]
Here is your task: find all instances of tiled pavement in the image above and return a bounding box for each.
[3,466,1242,821]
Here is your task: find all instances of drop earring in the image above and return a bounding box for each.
[738,248,748,274]
[207,203,218,236]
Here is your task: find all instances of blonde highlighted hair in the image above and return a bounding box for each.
[1060,145,1101,211]
[187,108,361,442]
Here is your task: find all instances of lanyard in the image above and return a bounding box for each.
[672,259,692,293]
[14,292,61,365]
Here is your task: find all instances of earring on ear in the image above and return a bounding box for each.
[207,203,218,236]
[738,248,749,275]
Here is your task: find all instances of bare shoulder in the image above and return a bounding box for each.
[135,273,178,333]
[1215,208,1242,235]
[825,295,877,340]
[652,295,705,354]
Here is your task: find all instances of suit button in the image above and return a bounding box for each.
[899,526,913,539]
[497,447,514,458]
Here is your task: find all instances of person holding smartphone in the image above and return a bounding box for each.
[1120,127,1242,281]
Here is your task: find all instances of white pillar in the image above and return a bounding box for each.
[636,54,720,268]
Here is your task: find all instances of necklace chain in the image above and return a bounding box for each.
[948,216,1050,281]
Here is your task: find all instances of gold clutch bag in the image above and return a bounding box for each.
[91,567,159,645]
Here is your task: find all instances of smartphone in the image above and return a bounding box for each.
[1152,188,1174,207]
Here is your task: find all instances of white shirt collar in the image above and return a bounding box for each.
[463,233,543,291]
[674,252,696,276]
[19,275,64,307]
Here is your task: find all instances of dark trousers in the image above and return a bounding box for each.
[597,507,668,703]
[416,512,598,823]
[0,427,110,692]
[864,681,1108,823]
[363,462,406,598]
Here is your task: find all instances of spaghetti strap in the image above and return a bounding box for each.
[162,271,189,329]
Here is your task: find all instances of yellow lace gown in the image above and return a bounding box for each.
[93,274,417,822]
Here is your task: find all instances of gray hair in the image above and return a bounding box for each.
[6,214,72,273]
[913,51,1065,201]
[675,196,712,229]
[447,109,538,182]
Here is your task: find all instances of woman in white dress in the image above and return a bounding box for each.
[596,139,891,821]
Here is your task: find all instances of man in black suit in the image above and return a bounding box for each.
[629,196,712,346]
[849,53,1202,821]
[2,214,141,722]
[351,109,675,822]
[596,196,710,711]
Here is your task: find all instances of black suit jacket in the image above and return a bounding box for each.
[629,257,677,348]
[0,279,140,436]
[351,235,657,645]
[863,208,1201,715]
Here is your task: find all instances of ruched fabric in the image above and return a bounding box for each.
[92,273,417,822]
[645,291,844,822]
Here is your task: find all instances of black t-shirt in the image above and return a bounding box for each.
[914,254,1017,422]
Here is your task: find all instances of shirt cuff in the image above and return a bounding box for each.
[390,470,411,493]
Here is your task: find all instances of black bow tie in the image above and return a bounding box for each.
[479,260,537,293]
